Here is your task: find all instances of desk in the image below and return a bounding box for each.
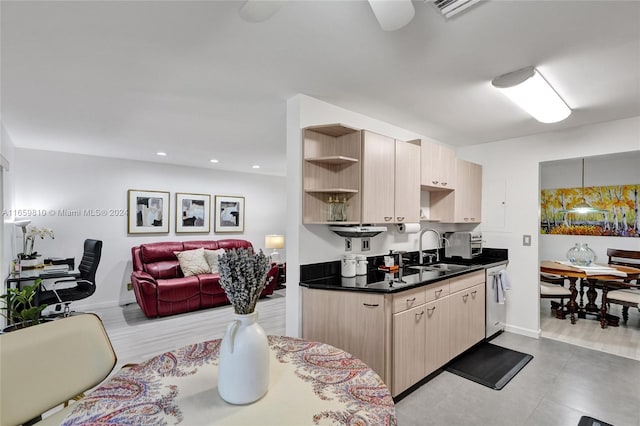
[6,268,80,286]
[540,261,640,324]
[62,335,397,425]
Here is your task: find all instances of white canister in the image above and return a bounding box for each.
[355,255,368,275]
[341,254,356,277]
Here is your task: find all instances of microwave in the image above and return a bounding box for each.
[444,232,483,259]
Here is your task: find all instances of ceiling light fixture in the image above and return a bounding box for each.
[210,159,219,163]
[491,66,571,123]
[157,152,167,156]
[252,165,260,169]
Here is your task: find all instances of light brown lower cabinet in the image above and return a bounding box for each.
[424,297,451,377]
[392,304,426,394]
[449,282,486,359]
[301,270,485,398]
[301,288,389,381]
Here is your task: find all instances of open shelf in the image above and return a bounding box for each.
[304,188,359,194]
[305,156,359,165]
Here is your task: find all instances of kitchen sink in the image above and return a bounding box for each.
[409,263,469,272]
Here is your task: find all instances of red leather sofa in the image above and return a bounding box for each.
[131,239,278,318]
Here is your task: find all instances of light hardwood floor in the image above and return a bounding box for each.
[539,297,640,361]
[92,289,286,370]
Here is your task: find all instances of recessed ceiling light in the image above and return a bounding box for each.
[210,159,219,163]
[157,152,167,156]
[252,165,260,169]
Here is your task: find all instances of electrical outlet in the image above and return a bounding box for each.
[345,238,352,251]
[361,238,370,251]
[523,235,531,246]
[127,282,133,291]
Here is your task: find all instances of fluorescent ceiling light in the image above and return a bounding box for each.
[252,165,260,169]
[210,159,219,163]
[491,66,571,123]
[157,152,167,156]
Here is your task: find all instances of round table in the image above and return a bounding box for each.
[62,335,397,425]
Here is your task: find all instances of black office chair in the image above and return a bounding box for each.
[39,239,103,317]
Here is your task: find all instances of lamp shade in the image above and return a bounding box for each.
[492,66,571,123]
[265,235,285,250]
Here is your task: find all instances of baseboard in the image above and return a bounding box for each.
[504,324,540,339]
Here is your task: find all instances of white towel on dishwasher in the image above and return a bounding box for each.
[493,269,511,304]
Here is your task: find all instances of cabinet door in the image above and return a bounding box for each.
[421,141,456,190]
[392,304,426,395]
[361,131,395,224]
[467,283,486,347]
[302,288,386,378]
[453,159,470,223]
[394,140,421,223]
[424,297,450,376]
[468,162,482,223]
[439,145,456,190]
[449,288,472,358]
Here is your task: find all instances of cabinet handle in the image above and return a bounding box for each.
[435,289,443,296]
[432,180,439,185]
[415,311,425,319]
[462,294,469,302]
[471,290,477,298]
[384,217,393,221]
[441,182,447,186]
[397,216,405,221]
[427,306,436,313]
[464,218,469,222]
[363,303,379,308]
[406,297,416,303]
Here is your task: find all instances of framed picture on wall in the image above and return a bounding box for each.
[214,195,245,233]
[176,192,211,234]
[127,189,170,234]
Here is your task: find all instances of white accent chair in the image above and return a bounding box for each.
[0,313,117,425]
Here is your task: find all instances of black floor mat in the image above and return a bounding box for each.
[445,341,533,390]
[578,416,613,426]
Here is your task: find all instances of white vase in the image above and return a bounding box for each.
[218,311,269,404]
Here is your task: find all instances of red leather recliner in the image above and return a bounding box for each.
[131,239,278,318]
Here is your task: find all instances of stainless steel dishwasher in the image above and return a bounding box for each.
[485,262,509,339]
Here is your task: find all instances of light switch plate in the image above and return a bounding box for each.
[361,238,370,251]
[523,235,531,246]
[345,238,352,251]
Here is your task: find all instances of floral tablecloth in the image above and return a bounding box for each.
[62,335,397,425]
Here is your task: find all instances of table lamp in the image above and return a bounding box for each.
[265,234,285,263]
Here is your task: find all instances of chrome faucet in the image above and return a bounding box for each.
[418,228,442,264]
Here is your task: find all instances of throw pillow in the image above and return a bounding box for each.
[175,248,210,276]
[204,248,226,273]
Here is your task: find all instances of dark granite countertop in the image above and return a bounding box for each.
[299,248,508,294]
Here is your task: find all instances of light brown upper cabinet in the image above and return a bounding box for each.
[421,140,456,191]
[429,159,482,223]
[361,131,421,224]
[302,124,362,224]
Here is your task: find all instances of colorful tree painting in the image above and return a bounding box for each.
[541,184,639,237]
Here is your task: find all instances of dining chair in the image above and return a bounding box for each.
[0,313,117,426]
[540,273,572,319]
[596,248,640,327]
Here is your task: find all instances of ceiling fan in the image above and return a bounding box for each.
[240,0,414,31]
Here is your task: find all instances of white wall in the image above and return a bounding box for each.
[285,95,479,336]
[539,152,640,263]
[460,116,640,338]
[11,148,287,310]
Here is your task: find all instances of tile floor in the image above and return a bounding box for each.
[395,332,640,426]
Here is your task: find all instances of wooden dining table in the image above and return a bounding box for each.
[540,261,640,324]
